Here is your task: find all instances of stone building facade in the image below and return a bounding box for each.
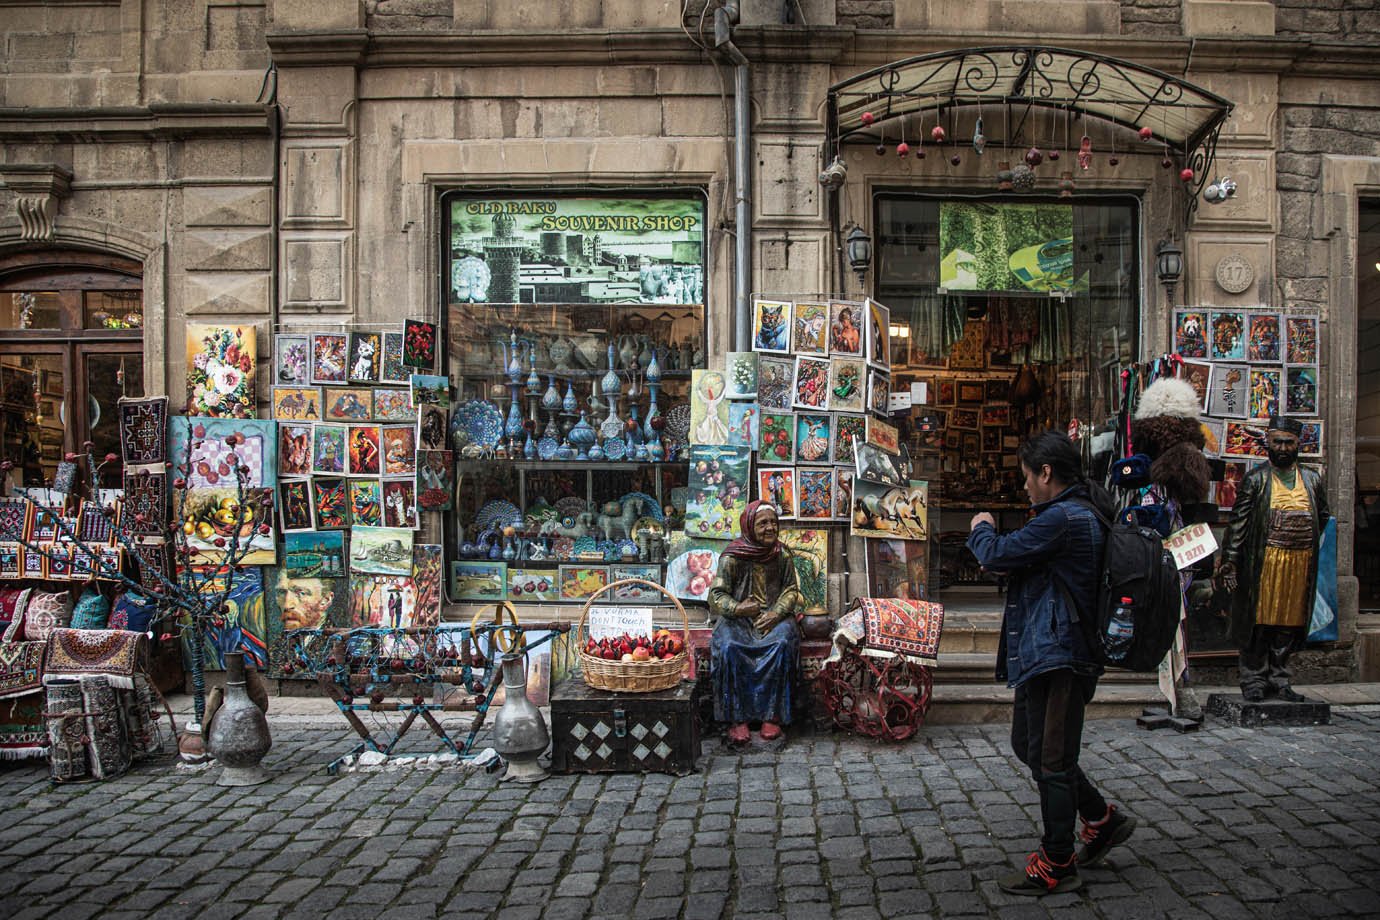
[1,0,1377,676]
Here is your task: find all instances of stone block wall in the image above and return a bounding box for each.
[837,0,895,28]
[1120,0,1181,34]
[1274,0,1380,41]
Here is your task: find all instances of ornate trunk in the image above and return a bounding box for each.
[550,678,699,776]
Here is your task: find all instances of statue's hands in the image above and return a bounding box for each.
[1216,562,1237,593]
[735,599,761,619]
[970,512,996,531]
[753,610,782,633]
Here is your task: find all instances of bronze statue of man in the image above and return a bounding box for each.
[1217,416,1330,702]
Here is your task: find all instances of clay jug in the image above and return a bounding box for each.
[206,652,272,786]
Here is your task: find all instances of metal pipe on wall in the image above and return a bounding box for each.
[715,2,751,352]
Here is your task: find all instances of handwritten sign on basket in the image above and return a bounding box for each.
[588,606,654,640]
[1164,522,1219,571]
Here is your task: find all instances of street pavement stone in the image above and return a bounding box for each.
[1,711,1380,918]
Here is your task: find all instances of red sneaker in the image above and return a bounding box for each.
[727,723,750,744]
[759,721,782,741]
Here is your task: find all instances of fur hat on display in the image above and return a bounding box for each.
[1133,377,1201,422]
[1130,377,1210,505]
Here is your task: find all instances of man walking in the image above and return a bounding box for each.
[967,431,1135,895]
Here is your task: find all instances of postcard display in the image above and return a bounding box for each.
[1171,308,1324,511]
[746,297,925,604]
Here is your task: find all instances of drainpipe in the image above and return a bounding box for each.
[714,1,752,352]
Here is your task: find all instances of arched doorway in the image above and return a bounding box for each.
[0,250,145,488]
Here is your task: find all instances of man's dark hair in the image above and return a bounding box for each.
[1017,430,1085,486]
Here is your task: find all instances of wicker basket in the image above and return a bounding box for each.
[577,579,690,693]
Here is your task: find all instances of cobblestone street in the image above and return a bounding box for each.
[2,704,1379,920]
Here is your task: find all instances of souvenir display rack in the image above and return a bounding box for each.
[447,303,704,606]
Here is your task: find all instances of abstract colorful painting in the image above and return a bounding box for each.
[793,356,831,411]
[757,356,795,411]
[558,565,609,601]
[381,332,410,384]
[312,478,349,529]
[1246,313,1282,362]
[279,479,313,532]
[751,299,792,354]
[1285,366,1318,415]
[310,332,349,385]
[373,388,416,422]
[795,469,835,521]
[1180,360,1212,411]
[685,444,751,539]
[1248,368,1281,419]
[757,467,797,518]
[186,323,256,418]
[725,351,758,399]
[1209,311,1246,361]
[791,302,829,356]
[1173,310,1209,359]
[412,544,444,627]
[1285,315,1318,364]
[1298,421,1323,457]
[689,370,730,446]
[311,424,347,474]
[416,449,454,511]
[833,413,867,464]
[1223,421,1267,459]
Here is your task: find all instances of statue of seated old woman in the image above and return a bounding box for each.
[708,501,805,745]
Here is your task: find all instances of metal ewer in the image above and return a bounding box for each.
[206,651,273,786]
[492,651,550,783]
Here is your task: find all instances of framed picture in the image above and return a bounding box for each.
[758,411,795,463]
[795,469,835,521]
[833,468,854,521]
[1298,420,1323,457]
[452,561,508,601]
[312,477,349,529]
[832,413,866,465]
[961,432,980,459]
[373,388,416,422]
[947,319,986,370]
[1285,315,1318,364]
[381,479,418,529]
[957,380,985,404]
[757,356,795,410]
[726,402,758,450]
[311,424,347,474]
[507,567,559,602]
[828,356,866,413]
[416,405,448,451]
[1285,365,1319,415]
[725,351,759,399]
[756,467,797,518]
[865,539,928,600]
[1180,360,1212,411]
[274,334,311,385]
[324,387,374,421]
[402,320,437,369]
[1248,368,1282,419]
[1199,418,1225,457]
[416,449,454,512]
[854,439,904,487]
[311,332,349,385]
[380,331,410,384]
[348,478,383,527]
[980,404,1010,427]
[186,324,256,418]
[867,369,890,416]
[558,565,608,601]
[689,370,730,446]
[1246,313,1282,362]
[866,417,899,453]
[381,424,417,477]
[350,526,414,577]
[610,565,663,601]
[347,424,382,475]
[1209,311,1246,361]
[750,299,792,353]
[278,479,314,532]
[865,299,891,370]
[792,356,831,411]
[285,530,346,579]
[1206,364,1248,418]
[410,373,450,408]
[791,302,830,356]
[347,332,382,383]
[272,386,323,421]
[1173,309,1209,359]
[850,479,928,541]
[1223,421,1268,459]
[984,377,1011,402]
[794,413,833,464]
[948,407,979,430]
[828,301,865,357]
[278,423,313,477]
[981,427,1002,453]
[1216,460,1249,511]
[937,377,956,406]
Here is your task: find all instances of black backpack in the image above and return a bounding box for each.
[1070,498,1181,672]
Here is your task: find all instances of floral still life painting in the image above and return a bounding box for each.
[186,324,256,418]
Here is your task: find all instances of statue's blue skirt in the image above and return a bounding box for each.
[711,616,799,724]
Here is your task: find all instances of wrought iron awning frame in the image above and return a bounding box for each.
[826,46,1234,215]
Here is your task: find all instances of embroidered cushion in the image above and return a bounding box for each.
[0,587,31,642]
[70,588,110,630]
[108,591,156,633]
[23,591,72,641]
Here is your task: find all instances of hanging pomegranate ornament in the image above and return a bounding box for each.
[1180,167,1195,182]
[875,142,886,156]
[1139,126,1154,141]
[996,162,1014,191]
[1161,156,1174,169]
[949,153,961,166]
[1077,135,1092,171]
[1048,149,1060,162]
[896,141,910,158]
[861,111,876,126]
[1108,156,1120,166]
[1024,146,1044,167]
[931,124,945,143]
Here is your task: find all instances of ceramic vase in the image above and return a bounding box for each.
[601,344,622,397]
[542,375,561,413]
[562,380,578,414]
[206,652,272,786]
[570,411,597,461]
[492,652,550,783]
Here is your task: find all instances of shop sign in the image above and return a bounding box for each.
[588,606,655,640]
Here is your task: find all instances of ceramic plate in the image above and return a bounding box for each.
[537,435,558,460]
[664,404,691,445]
[456,400,503,450]
[620,491,663,521]
[602,437,626,461]
[475,500,523,532]
[553,496,588,522]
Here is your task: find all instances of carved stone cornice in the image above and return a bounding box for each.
[0,164,74,242]
[0,104,274,144]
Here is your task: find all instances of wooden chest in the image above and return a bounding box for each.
[549,678,700,775]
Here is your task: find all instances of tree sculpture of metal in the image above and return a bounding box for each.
[816,647,933,742]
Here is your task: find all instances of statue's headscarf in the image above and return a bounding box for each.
[721,500,780,563]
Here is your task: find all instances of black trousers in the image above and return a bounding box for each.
[1011,669,1109,862]
[1238,625,1299,695]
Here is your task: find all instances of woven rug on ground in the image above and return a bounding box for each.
[0,692,46,760]
[828,597,944,667]
[43,628,145,689]
[44,680,86,780]
[82,675,132,779]
[120,396,169,465]
[0,640,45,699]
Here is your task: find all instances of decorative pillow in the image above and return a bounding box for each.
[70,588,110,630]
[109,591,156,633]
[0,587,31,641]
[23,591,72,641]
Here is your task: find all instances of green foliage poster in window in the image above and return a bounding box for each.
[938,203,1075,292]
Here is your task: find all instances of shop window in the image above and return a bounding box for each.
[874,195,1139,610]
[441,191,708,607]
[1357,199,1380,613]
[0,252,145,489]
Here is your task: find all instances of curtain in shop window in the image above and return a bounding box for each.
[911,293,965,362]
